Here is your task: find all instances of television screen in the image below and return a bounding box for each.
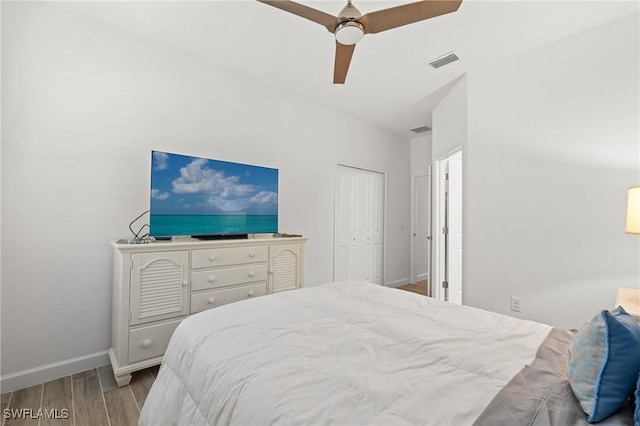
[149,151,278,238]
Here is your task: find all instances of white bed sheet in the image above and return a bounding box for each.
[140,281,551,425]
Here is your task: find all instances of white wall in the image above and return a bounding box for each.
[0,2,410,390]
[464,13,640,328]
[409,134,432,285]
[432,76,467,162]
[410,135,432,176]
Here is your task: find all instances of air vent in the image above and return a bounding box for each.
[429,52,459,69]
[410,125,432,134]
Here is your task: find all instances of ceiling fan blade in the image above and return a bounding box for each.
[257,0,337,33]
[334,41,356,84]
[359,0,462,34]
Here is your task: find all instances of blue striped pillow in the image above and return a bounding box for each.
[635,371,639,426]
[568,307,640,423]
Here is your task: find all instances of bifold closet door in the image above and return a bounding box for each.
[334,165,384,284]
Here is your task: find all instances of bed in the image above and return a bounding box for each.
[139,281,638,425]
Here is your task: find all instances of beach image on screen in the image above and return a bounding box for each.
[150,151,278,237]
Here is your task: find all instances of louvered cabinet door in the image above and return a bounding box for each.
[130,251,189,326]
[269,243,302,293]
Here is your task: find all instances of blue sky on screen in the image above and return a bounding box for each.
[150,151,278,215]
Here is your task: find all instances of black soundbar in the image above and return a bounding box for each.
[191,234,249,241]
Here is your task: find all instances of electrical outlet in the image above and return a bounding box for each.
[510,296,522,313]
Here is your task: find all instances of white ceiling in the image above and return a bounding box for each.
[61,0,639,138]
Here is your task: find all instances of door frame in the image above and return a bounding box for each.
[432,148,462,302]
[333,164,386,285]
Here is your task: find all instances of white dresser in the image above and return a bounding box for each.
[615,287,640,324]
[109,237,306,386]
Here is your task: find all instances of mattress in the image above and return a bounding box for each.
[140,281,552,425]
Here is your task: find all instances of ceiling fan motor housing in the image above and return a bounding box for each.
[338,1,362,20]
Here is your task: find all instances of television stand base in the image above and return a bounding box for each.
[192,234,249,241]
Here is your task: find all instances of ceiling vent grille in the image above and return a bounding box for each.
[429,52,459,69]
[410,125,432,134]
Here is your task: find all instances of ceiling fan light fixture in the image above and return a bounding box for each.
[335,21,364,45]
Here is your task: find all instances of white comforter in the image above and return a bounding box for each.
[140,281,551,425]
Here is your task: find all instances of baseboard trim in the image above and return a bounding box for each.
[385,277,411,288]
[0,351,110,393]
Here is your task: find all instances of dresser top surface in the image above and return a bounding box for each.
[113,236,307,251]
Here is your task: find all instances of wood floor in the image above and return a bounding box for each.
[1,364,158,426]
[1,282,429,425]
[398,279,429,296]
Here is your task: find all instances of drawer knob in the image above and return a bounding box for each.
[208,297,215,304]
[248,290,255,297]
[143,340,152,349]
[208,276,216,283]
[249,252,255,257]
[209,255,216,261]
[248,271,255,277]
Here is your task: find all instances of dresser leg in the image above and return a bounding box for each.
[114,373,132,387]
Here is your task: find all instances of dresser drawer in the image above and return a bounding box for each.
[191,283,267,314]
[191,264,268,291]
[192,246,268,269]
[128,319,182,364]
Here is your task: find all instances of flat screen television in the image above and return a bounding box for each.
[149,151,278,239]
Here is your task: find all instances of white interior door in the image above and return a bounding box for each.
[335,165,384,284]
[434,150,463,304]
[413,174,431,287]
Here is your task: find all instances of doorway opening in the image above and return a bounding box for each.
[433,149,463,304]
[411,172,431,296]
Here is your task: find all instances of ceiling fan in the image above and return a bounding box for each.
[257,0,463,84]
